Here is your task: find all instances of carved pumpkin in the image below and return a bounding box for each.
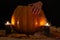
[11,1,47,34]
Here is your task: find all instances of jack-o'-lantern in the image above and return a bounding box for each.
[11,1,47,34]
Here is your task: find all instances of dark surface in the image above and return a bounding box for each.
[0,0,60,29]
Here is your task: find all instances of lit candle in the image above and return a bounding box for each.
[5,21,11,25]
[44,23,50,26]
[5,21,13,34]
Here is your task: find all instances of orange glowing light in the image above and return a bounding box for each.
[11,16,15,25]
[39,19,46,26]
[40,21,44,26]
[17,20,19,25]
[35,21,38,26]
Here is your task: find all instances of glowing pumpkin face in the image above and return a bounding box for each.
[11,1,47,34]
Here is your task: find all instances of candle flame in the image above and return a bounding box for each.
[44,23,50,26]
[5,21,11,25]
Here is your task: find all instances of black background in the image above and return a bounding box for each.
[0,0,60,29]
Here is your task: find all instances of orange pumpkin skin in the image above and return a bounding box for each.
[11,1,47,34]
